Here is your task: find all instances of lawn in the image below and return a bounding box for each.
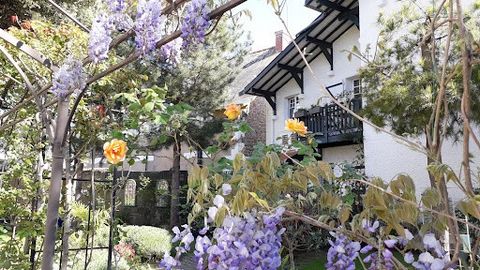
[296,250,411,270]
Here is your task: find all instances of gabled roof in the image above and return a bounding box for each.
[227,47,279,105]
[241,0,359,99]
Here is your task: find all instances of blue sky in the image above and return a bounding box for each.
[234,0,319,51]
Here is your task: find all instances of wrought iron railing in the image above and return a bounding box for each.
[295,97,363,145]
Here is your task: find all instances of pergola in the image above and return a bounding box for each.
[0,0,247,269]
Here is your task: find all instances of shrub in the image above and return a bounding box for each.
[119,225,172,261]
[70,250,130,270]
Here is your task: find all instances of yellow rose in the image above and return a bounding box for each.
[224,103,242,120]
[103,139,128,165]
[285,118,308,137]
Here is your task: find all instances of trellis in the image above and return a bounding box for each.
[0,0,247,269]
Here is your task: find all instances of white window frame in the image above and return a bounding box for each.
[286,95,299,119]
[353,78,361,96]
[345,76,361,97]
[124,179,136,207]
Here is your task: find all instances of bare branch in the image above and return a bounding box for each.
[46,0,90,33]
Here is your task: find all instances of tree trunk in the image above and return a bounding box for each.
[170,137,181,228]
[455,0,474,195]
[41,99,69,270]
[60,147,72,270]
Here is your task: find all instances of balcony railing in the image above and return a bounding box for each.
[295,97,363,146]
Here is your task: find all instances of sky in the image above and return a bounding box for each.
[233,0,319,51]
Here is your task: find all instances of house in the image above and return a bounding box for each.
[241,0,479,201]
[224,31,283,157]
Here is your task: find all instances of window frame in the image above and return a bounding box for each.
[353,78,361,96]
[287,95,299,119]
[155,179,170,208]
[124,179,137,207]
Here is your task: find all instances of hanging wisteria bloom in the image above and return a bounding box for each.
[51,58,86,99]
[326,232,360,270]
[406,233,452,270]
[158,40,180,64]
[106,0,126,13]
[159,205,286,270]
[181,0,210,48]
[360,238,397,269]
[107,0,133,31]
[135,0,165,55]
[88,14,113,63]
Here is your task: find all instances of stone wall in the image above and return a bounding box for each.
[243,97,267,156]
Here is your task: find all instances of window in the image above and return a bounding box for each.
[353,79,361,96]
[124,179,136,206]
[287,96,299,118]
[155,180,169,207]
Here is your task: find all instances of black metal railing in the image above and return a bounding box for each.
[295,97,363,145]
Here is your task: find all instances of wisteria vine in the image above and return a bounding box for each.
[159,192,285,270]
[181,0,211,48]
[326,219,456,270]
[51,57,86,98]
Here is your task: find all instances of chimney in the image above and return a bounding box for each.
[275,30,283,52]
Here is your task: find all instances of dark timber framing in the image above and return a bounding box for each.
[306,37,333,70]
[306,0,359,27]
[278,63,304,93]
[241,0,358,113]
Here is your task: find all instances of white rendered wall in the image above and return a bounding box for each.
[322,144,361,164]
[359,0,478,201]
[268,27,361,165]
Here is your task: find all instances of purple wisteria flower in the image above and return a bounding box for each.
[51,58,86,99]
[326,233,360,270]
[159,254,179,270]
[107,0,133,31]
[135,0,165,55]
[181,0,210,48]
[360,239,398,269]
[158,41,180,64]
[106,0,126,13]
[88,14,113,63]
[222,183,232,196]
[406,233,452,270]
[159,207,286,270]
[362,219,379,233]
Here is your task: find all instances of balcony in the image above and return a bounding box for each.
[295,97,363,146]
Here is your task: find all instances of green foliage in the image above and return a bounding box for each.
[0,238,30,270]
[119,225,172,260]
[69,250,130,270]
[359,3,480,137]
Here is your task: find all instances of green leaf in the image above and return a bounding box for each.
[128,158,135,166]
[458,199,480,219]
[238,122,253,133]
[144,102,154,112]
[157,134,169,144]
[205,145,220,155]
[128,102,142,111]
[249,192,270,210]
[111,130,123,139]
[233,153,245,172]
[215,206,227,227]
[421,188,440,209]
